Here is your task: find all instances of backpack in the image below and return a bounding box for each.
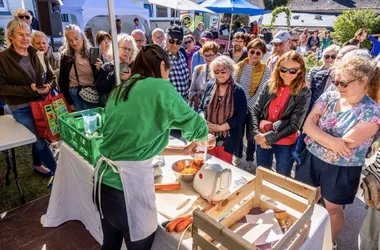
[362,173,380,210]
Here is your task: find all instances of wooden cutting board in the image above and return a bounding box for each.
[155,182,200,220]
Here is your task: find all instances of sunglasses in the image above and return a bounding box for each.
[214,70,228,75]
[18,15,31,20]
[203,53,215,58]
[273,42,283,47]
[279,66,299,74]
[324,54,337,60]
[291,39,299,42]
[184,40,193,45]
[332,78,358,88]
[168,39,182,45]
[249,50,262,56]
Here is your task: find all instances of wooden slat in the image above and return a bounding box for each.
[261,184,308,213]
[272,204,314,250]
[220,226,257,250]
[193,209,256,250]
[193,209,224,238]
[254,168,263,207]
[206,179,256,220]
[287,220,311,250]
[259,167,316,203]
[219,196,256,228]
[193,234,219,250]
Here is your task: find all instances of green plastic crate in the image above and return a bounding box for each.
[58,108,104,166]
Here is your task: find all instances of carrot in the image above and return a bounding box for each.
[175,217,193,232]
[154,182,181,191]
[166,214,192,232]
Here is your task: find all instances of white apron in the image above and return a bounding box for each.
[93,156,158,241]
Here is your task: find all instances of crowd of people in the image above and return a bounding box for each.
[0,7,380,250]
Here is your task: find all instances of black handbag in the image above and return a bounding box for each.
[73,61,100,104]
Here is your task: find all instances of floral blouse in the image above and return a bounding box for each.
[305,91,380,167]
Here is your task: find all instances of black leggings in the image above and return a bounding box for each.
[95,183,156,250]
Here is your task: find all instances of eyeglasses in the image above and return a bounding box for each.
[119,46,132,52]
[203,53,215,58]
[332,78,358,88]
[249,50,262,56]
[324,54,337,60]
[214,70,228,75]
[279,66,300,74]
[18,15,31,20]
[135,39,145,43]
[184,40,193,45]
[168,39,182,45]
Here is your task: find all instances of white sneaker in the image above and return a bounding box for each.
[333,242,337,250]
[246,161,256,173]
[232,156,242,168]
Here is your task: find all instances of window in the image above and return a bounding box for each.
[0,0,4,8]
[61,14,69,22]
[156,5,167,17]
[170,8,179,18]
[144,4,153,18]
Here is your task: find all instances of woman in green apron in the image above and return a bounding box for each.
[93,44,209,250]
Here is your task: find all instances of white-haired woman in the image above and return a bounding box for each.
[96,33,138,99]
[32,31,60,71]
[308,45,341,82]
[199,55,247,164]
[0,20,56,176]
[59,24,99,111]
[13,8,32,27]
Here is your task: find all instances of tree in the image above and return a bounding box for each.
[333,9,380,49]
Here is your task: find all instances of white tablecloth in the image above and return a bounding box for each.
[41,141,331,250]
[0,115,36,151]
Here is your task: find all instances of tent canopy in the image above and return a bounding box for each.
[62,0,149,28]
[149,0,214,13]
[200,0,265,15]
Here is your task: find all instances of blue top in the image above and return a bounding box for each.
[369,35,380,57]
[305,91,380,166]
[199,81,247,155]
[190,51,205,75]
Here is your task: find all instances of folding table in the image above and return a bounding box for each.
[0,115,36,204]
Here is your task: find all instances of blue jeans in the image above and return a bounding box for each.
[256,144,295,177]
[12,106,57,173]
[69,87,98,111]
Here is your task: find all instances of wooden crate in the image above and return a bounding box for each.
[192,167,317,250]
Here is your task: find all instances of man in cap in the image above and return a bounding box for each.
[193,22,204,45]
[266,30,291,72]
[165,25,190,99]
[190,31,214,74]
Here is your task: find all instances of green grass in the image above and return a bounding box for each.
[0,145,51,213]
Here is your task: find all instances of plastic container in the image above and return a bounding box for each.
[58,108,104,166]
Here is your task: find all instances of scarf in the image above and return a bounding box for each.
[207,76,235,137]
[237,58,266,97]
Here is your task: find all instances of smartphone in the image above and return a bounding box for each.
[36,85,46,89]
[120,63,129,74]
[89,47,100,64]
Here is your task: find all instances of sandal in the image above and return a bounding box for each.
[33,166,54,177]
